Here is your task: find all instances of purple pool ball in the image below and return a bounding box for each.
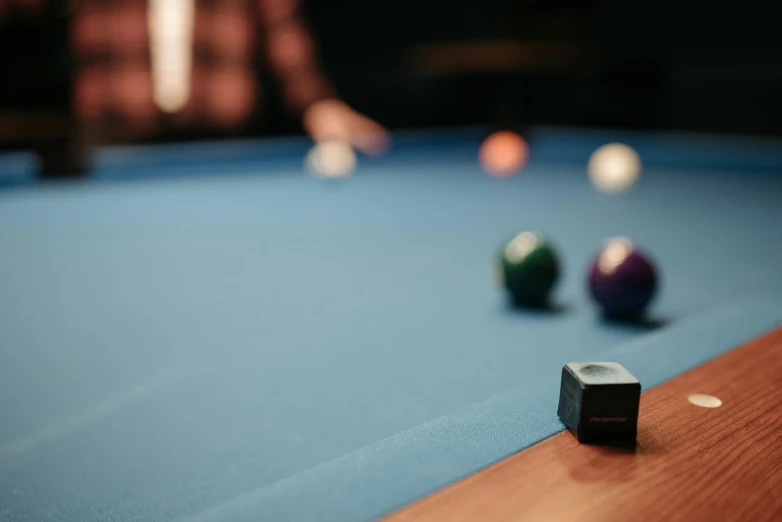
[588,238,658,319]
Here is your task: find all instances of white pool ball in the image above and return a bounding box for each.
[305,140,356,180]
[587,143,641,193]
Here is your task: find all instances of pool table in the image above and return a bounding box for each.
[1,127,781,522]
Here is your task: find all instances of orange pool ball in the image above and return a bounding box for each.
[479,131,529,177]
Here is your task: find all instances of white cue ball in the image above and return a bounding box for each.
[587,143,641,193]
[305,140,357,180]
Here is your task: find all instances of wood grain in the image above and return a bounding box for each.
[383,326,782,522]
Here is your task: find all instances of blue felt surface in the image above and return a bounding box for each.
[179,300,782,522]
[0,129,781,522]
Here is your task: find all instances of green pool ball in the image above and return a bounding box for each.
[499,231,560,306]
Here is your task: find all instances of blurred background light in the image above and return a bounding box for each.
[148,0,194,113]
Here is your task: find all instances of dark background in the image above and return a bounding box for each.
[1,0,782,140]
[301,0,782,135]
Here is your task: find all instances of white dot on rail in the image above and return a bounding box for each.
[687,393,722,408]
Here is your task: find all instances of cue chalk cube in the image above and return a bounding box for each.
[557,362,641,444]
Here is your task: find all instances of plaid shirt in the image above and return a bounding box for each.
[14,0,335,135]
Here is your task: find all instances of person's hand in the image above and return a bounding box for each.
[303,99,390,155]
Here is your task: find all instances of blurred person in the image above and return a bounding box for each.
[1,0,389,153]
